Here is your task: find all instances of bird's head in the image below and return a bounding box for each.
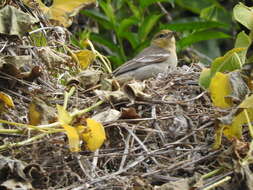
[151,30,176,51]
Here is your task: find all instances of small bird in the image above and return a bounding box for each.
[113,29,177,82]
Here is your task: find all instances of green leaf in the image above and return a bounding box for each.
[139,14,163,42]
[99,0,116,26]
[233,3,253,30]
[199,68,212,89]
[210,48,245,75]
[118,17,139,36]
[81,10,112,30]
[175,0,214,14]
[139,0,174,9]
[235,31,251,65]
[121,32,139,49]
[200,5,231,24]
[126,1,141,18]
[90,33,119,53]
[178,30,230,49]
[160,21,228,32]
[109,55,124,68]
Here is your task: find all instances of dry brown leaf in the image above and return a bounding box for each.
[92,109,121,123]
[37,47,72,67]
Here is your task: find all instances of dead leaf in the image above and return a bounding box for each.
[92,109,121,123]
[154,178,189,190]
[0,179,33,190]
[0,55,32,74]
[0,5,38,36]
[28,98,56,125]
[37,47,72,67]
[123,81,151,101]
[121,107,140,119]
[24,0,96,27]
[67,69,102,88]
[227,71,249,103]
[95,89,128,102]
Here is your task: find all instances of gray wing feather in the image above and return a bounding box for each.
[113,46,170,76]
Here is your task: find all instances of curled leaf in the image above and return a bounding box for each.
[0,92,14,108]
[75,50,96,70]
[62,124,80,152]
[80,118,106,151]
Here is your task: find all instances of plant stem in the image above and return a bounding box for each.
[244,109,253,138]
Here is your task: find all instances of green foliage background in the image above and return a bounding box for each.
[71,0,250,68]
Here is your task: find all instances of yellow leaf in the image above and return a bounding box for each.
[62,124,80,152]
[80,118,106,151]
[24,0,96,27]
[223,108,253,140]
[75,50,96,70]
[209,72,233,108]
[57,105,72,125]
[0,92,14,108]
[28,102,42,125]
[239,94,253,109]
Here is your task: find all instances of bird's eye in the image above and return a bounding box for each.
[157,33,167,38]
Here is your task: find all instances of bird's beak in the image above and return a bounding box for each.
[167,31,176,38]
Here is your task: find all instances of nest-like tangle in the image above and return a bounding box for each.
[0,3,239,190]
[1,59,230,189]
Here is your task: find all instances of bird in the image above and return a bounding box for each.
[113,29,177,82]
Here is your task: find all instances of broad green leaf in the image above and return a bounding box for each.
[175,0,214,14]
[161,21,228,32]
[210,48,244,75]
[233,3,253,30]
[80,118,106,151]
[81,10,113,30]
[209,72,233,108]
[139,0,174,9]
[235,31,251,64]
[178,30,230,49]
[200,5,231,24]
[139,14,163,42]
[199,68,212,89]
[118,17,139,37]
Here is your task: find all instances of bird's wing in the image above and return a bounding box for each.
[113,46,170,76]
